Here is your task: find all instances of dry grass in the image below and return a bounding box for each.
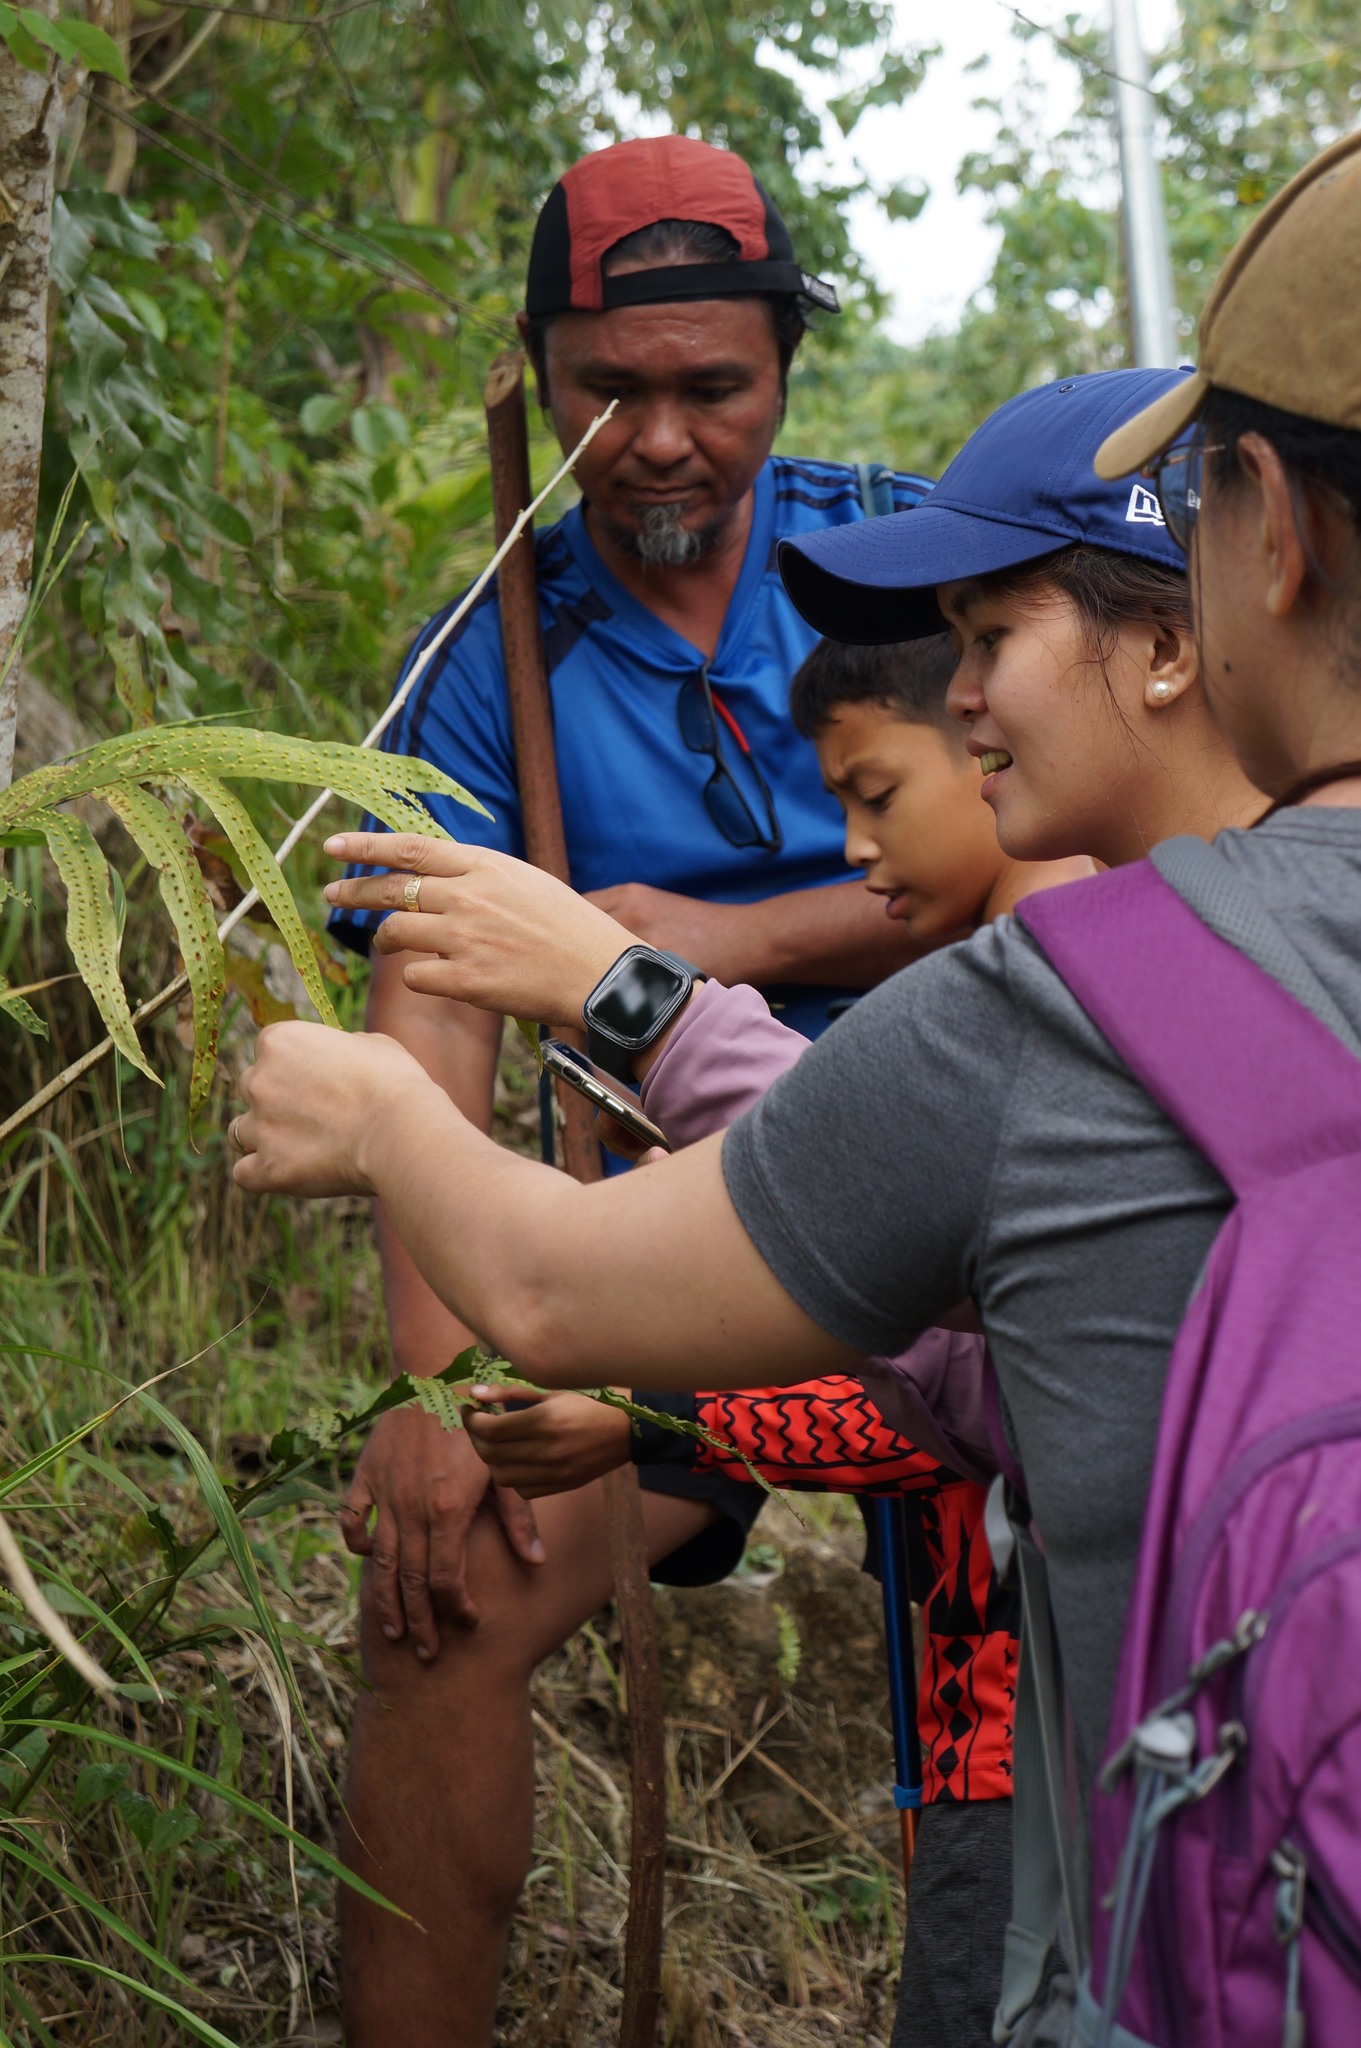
[0,948,907,2045]
[138,1491,907,2047]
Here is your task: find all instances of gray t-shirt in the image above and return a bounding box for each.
[723,809,1361,1796]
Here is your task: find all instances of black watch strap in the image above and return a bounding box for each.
[583,945,703,1081]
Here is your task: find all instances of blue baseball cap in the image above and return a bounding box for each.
[779,367,1194,644]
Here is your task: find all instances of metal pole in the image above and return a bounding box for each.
[1111,0,1177,367]
[873,1497,922,1890]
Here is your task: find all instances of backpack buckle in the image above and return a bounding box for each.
[1271,1842,1308,2048]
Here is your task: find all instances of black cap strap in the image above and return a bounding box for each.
[599,261,839,315]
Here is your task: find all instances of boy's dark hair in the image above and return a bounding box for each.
[526,219,808,408]
[789,633,959,739]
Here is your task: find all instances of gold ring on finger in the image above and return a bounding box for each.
[402,873,423,913]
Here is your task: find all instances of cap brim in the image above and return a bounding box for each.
[1094,371,1210,479]
[778,502,1081,646]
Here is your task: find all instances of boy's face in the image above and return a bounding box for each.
[814,699,1008,943]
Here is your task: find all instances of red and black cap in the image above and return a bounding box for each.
[525,135,840,320]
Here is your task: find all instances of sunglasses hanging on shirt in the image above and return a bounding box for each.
[677,666,784,853]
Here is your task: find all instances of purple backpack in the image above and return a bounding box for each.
[993,849,1361,2048]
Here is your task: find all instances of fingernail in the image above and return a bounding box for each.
[323,881,340,901]
[416,1644,433,1661]
[382,1624,399,1640]
[323,835,345,854]
[530,1540,546,1562]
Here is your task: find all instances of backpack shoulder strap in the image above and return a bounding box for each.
[1015,858,1361,1196]
[1152,834,1361,1059]
[855,461,897,519]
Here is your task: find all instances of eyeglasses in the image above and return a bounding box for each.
[677,667,783,853]
[1147,436,1226,552]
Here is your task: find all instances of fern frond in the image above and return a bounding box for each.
[174,771,340,1029]
[37,813,158,1085]
[0,971,47,1039]
[0,726,487,828]
[100,785,225,1114]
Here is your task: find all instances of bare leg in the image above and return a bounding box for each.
[338,1481,715,2048]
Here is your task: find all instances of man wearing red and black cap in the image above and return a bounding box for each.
[329,134,931,2045]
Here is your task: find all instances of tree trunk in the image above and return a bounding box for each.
[0,30,61,794]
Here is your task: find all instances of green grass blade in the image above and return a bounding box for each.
[99,785,225,1115]
[36,812,158,1085]
[133,1391,305,1720]
[176,772,339,1028]
[8,1722,404,1914]
[0,1957,237,2047]
[0,1396,132,1505]
[0,1839,190,1985]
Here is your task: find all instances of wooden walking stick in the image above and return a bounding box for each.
[484,346,667,2048]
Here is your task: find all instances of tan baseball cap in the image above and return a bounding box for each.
[1095,127,1361,479]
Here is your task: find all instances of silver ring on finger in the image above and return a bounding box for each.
[229,1116,246,1155]
[402,873,424,914]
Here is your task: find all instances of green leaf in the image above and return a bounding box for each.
[412,1378,465,1431]
[0,971,47,1039]
[46,12,130,83]
[0,10,50,69]
[36,810,158,1085]
[148,1803,199,1856]
[175,770,340,1029]
[300,393,350,436]
[100,785,225,1115]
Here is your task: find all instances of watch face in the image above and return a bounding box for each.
[597,953,686,1043]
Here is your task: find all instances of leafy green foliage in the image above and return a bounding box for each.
[0,2,127,81]
[0,724,485,1110]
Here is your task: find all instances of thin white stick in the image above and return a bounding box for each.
[213,400,616,948]
[0,1515,115,1695]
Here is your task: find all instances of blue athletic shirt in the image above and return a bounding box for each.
[330,455,932,1043]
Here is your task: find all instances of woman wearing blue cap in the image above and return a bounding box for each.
[233,131,1361,2048]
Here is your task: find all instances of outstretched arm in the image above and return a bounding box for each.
[232,1023,856,1394]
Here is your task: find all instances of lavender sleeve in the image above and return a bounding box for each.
[640,982,996,1481]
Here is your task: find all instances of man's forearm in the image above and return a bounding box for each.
[374,1202,483,1378]
[706,881,931,988]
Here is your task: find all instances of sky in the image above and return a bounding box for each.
[802,0,1180,343]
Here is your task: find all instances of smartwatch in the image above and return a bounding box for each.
[582,946,702,1081]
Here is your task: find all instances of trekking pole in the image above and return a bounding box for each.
[872,1496,923,1890]
[484,347,666,2048]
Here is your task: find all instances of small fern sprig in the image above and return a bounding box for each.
[271,1345,791,1512]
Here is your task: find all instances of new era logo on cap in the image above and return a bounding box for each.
[1125,483,1166,525]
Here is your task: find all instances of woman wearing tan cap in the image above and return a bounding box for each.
[233,135,1361,2046]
